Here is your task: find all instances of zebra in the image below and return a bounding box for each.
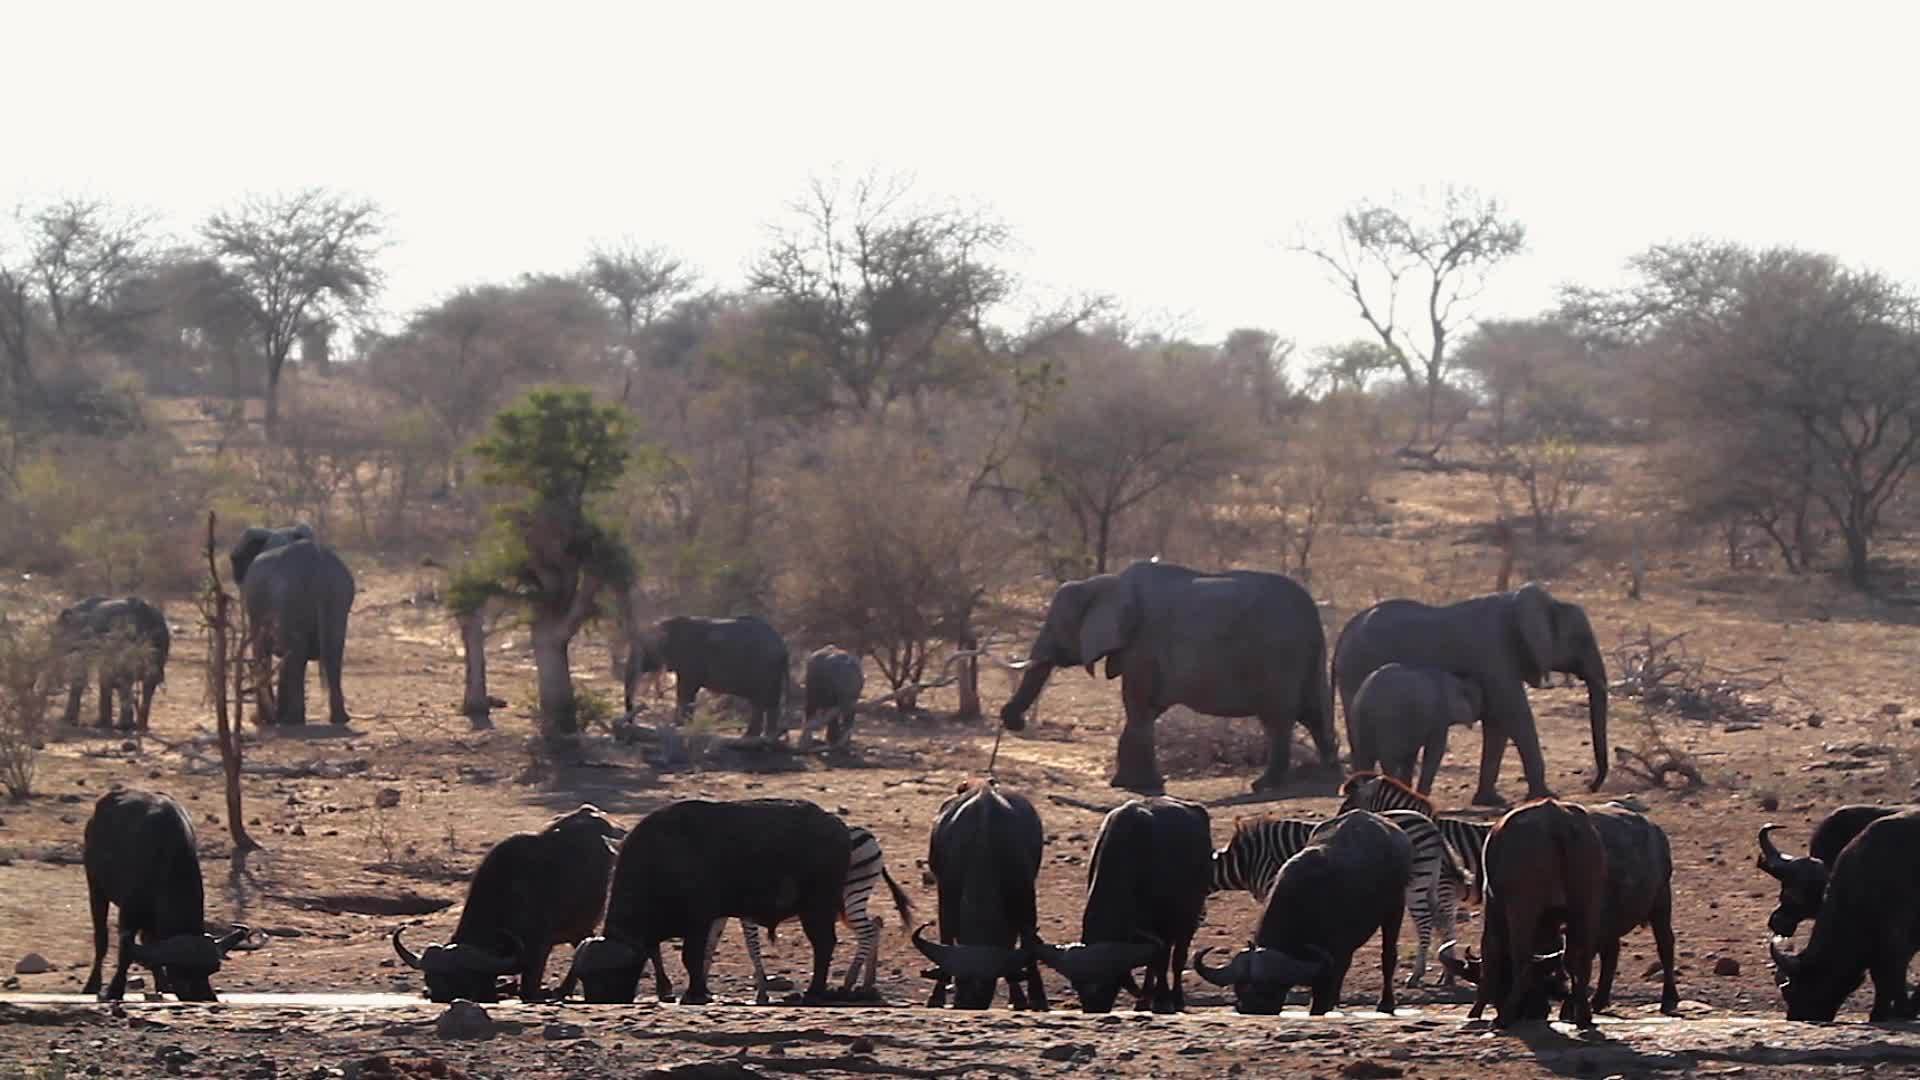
[1338,772,1494,987]
[703,824,911,1003]
[1210,808,1466,987]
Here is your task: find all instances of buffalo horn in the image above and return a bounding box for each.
[1035,940,1158,980]
[1768,934,1800,979]
[215,925,253,956]
[1247,946,1324,985]
[1756,823,1793,879]
[1436,940,1480,984]
[392,927,426,970]
[1532,947,1566,964]
[1191,946,1251,987]
[910,922,1027,979]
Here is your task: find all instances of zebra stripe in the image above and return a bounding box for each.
[1337,773,1495,986]
[1208,810,1457,986]
[718,825,895,1001]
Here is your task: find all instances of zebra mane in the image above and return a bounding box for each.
[1341,771,1436,816]
[1228,812,1287,842]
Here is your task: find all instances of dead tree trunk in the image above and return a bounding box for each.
[458,605,492,728]
[201,512,259,854]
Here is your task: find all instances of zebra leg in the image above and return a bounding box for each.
[841,913,877,995]
[739,920,770,1005]
[1404,876,1433,987]
[1435,876,1461,988]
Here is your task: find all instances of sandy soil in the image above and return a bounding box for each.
[4,538,1920,1077]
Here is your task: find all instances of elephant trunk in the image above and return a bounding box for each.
[999,661,1055,732]
[1580,649,1609,793]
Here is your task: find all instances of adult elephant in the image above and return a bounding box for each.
[1000,560,1335,794]
[629,615,789,738]
[1332,583,1607,808]
[229,523,355,727]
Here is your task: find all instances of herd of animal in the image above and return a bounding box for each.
[75,776,1920,1026]
[47,526,1920,1025]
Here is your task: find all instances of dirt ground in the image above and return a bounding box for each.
[5,472,1920,1077]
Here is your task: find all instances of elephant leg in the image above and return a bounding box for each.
[277,641,311,726]
[95,673,115,729]
[1110,685,1165,794]
[64,677,86,726]
[323,624,349,726]
[137,678,158,731]
[115,678,136,731]
[1508,704,1554,800]
[674,682,698,727]
[1251,706,1295,792]
[1416,729,1448,795]
[1472,721,1511,807]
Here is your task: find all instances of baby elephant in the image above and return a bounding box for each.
[801,645,864,747]
[58,596,170,731]
[1347,663,1482,795]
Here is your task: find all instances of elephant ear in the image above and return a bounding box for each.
[229,528,273,586]
[1511,583,1555,688]
[1078,577,1138,675]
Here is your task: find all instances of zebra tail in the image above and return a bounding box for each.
[880,863,915,928]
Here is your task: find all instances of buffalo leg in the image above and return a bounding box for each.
[1651,893,1681,1015]
[678,923,713,1005]
[519,945,554,1001]
[926,970,949,1009]
[800,908,836,1001]
[105,920,137,1002]
[1558,922,1596,1027]
[1868,935,1913,1021]
[1171,933,1193,1012]
[1022,944,1050,1011]
[1591,939,1619,1014]
[649,945,673,1001]
[674,681,699,727]
[83,888,109,996]
[1251,703,1294,792]
[1377,909,1401,1014]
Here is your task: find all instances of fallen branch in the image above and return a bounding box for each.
[732,1054,1029,1079]
[1047,794,1120,815]
[859,650,1020,710]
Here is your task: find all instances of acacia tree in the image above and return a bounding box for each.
[0,198,154,408]
[748,173,1013,415]
[1567,243,1920,588]
[450,388,637,736]
[1022,332,1255,574]
[1296,187,1525,446]
[202,190,383,438]
[580,241,693,368]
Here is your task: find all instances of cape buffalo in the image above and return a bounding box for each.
[1756,804,1906,937]
[393,804,624,1002]
[915,779,1049,1010]
[1769,808,1920,1021]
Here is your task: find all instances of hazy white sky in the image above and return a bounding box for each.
[7,1,1918,355]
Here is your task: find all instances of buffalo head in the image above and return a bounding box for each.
[1035,935,1159,1013]
[134,925,255,1002]
[913,922,1032,1010]
[1756,824,1832,938]
[392,926,522,1003]
[1192,943,1328,1015]
[555,936,646,1004]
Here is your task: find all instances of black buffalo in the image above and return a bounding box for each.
[562,798,851,1005]
[1195,809,1409,1016]
[1769,808,1920,1021]
[914,779,1049,1011]
[1461,798,1606,1027]
[393,804,624,1002]
[82,790,254,1001]
[1444,800,1678,1019]
[1039,796,1210,1013]
[1757,804,1906,937]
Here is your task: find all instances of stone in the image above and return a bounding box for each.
[13,953,51,974]
[376,788,403,809]
[847,1036,875,1056]
[434,1000,495,1040]
[1041,1044,1094,1063]
[542,1021,584,1041]
[1341,1063,1405,1080]
[1714,957,1741,976]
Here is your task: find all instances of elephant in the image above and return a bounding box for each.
[800,645,864,747]
[628,615,789,738]
[57,596,170,731]
[1000,559,1336,794]
[229,524,356,727]
[1332,583,1608,808]
[1347,663,1484,795]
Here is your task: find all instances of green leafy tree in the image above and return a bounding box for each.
[450,388,637,735]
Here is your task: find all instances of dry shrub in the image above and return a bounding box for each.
[1155,709,1317,780]
[0,614,60,799]
[783,423,1014,705]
